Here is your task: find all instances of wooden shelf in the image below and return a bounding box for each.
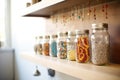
[21,52,120,80]
[22,0,116,17]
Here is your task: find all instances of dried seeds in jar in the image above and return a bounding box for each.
[57,32,67,59]
[91,23,110,65]
[67,31,76,61]
[50,34,58,57]
[37,36,43,55]
[43,35,50,56]
[75,30,90,63]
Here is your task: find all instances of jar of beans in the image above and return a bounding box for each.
[57,32,67,59]
[75,30,90,63]
[43,35,50,56]
[91,23,110,65]
[67,31,76,61]
[50,34,58,57]
[37,36,43,55]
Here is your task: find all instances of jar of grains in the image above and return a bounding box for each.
[57,32,67,59]
[91,23,110,65]
[37,36,43,55]
[43,35,50,56]
[50,34,58,57]
[75,30,90,63]
[67,31,76,61]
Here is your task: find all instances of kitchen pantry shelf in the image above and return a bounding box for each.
[22,0,116,17]
[21,52,120,80]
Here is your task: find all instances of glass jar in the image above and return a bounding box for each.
[67,31,76,61]
[43,35,50,56]
[91,23,110,65]
[37,36,43,55]
[75,30,90,63]
[34,36,38,54]
[57,32,67,59]
[50,34,58,57]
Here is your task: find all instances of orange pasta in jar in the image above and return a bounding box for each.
[75,30,90,63]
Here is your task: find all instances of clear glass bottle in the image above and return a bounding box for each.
[43,35,50,56]
[75,30,90,63]
[67,31,76,61]
[91,23,110,65]
[50,34,58,57]
[37,36,43,55]
[34,36,38,54]
[57,32,67,59]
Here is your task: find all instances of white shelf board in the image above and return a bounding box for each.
[21,52,120,80]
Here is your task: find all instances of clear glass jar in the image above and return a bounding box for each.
[50,34,58,57]
[43,35,50,56]
[67,31,76,61]
[75,30,90,63]
[91,23,110,65]
[57,32,67,59]
[37,36,43,55]
[34,36,38,54]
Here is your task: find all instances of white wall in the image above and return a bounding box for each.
[11,0,80,80]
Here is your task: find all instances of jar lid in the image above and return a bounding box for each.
[39,36,43,39]
[45,35,50,39]
[68,31,76,36]
[92,24,103,30]
[99,23,108,30]
[58,32,68,37]
[51,34,58,38]
[76,29,89,35]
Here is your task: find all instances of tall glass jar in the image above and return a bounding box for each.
[37,36,43,55]
[91,23,110,65]
[57,32,67,59]
[50,34,58,57]
[67,31,76,61]
[75,30,90,63]
[43,35,50,56]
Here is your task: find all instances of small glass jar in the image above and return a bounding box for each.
[43,35,50,56]
[37,36,43,55]
[57,32,67,59]
[91,23,110,65]
[50,34,58,57]
[75,30,90,63]
[34,36,38,54]
[67,31,76,61]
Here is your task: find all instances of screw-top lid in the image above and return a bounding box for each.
[76,29,89,35]
[58,32,68,37]
[68,31,76,36]
[51,34,58,38]
[92,23,103,30]
[45,35,50,39]
[39,36,43,39]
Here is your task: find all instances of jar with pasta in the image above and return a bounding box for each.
[91,23,110,65]
[43,35,50,56]
[57,32,67,59]
[50,34,58,57]
[67,31,76,61]
[75,30,90,63]
[37,36,43,55]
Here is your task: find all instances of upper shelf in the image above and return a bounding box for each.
[21,52,120,80]
[22,0,116,17]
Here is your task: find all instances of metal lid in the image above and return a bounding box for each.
[51,34,58,38]
[68,31,76,36]
[39,36,43,39]
[92,23,103,30]
[58,32,68,37]
[76,29,89,35]
[45,35,50,39]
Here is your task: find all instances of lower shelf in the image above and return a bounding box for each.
[21,52,120,80]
